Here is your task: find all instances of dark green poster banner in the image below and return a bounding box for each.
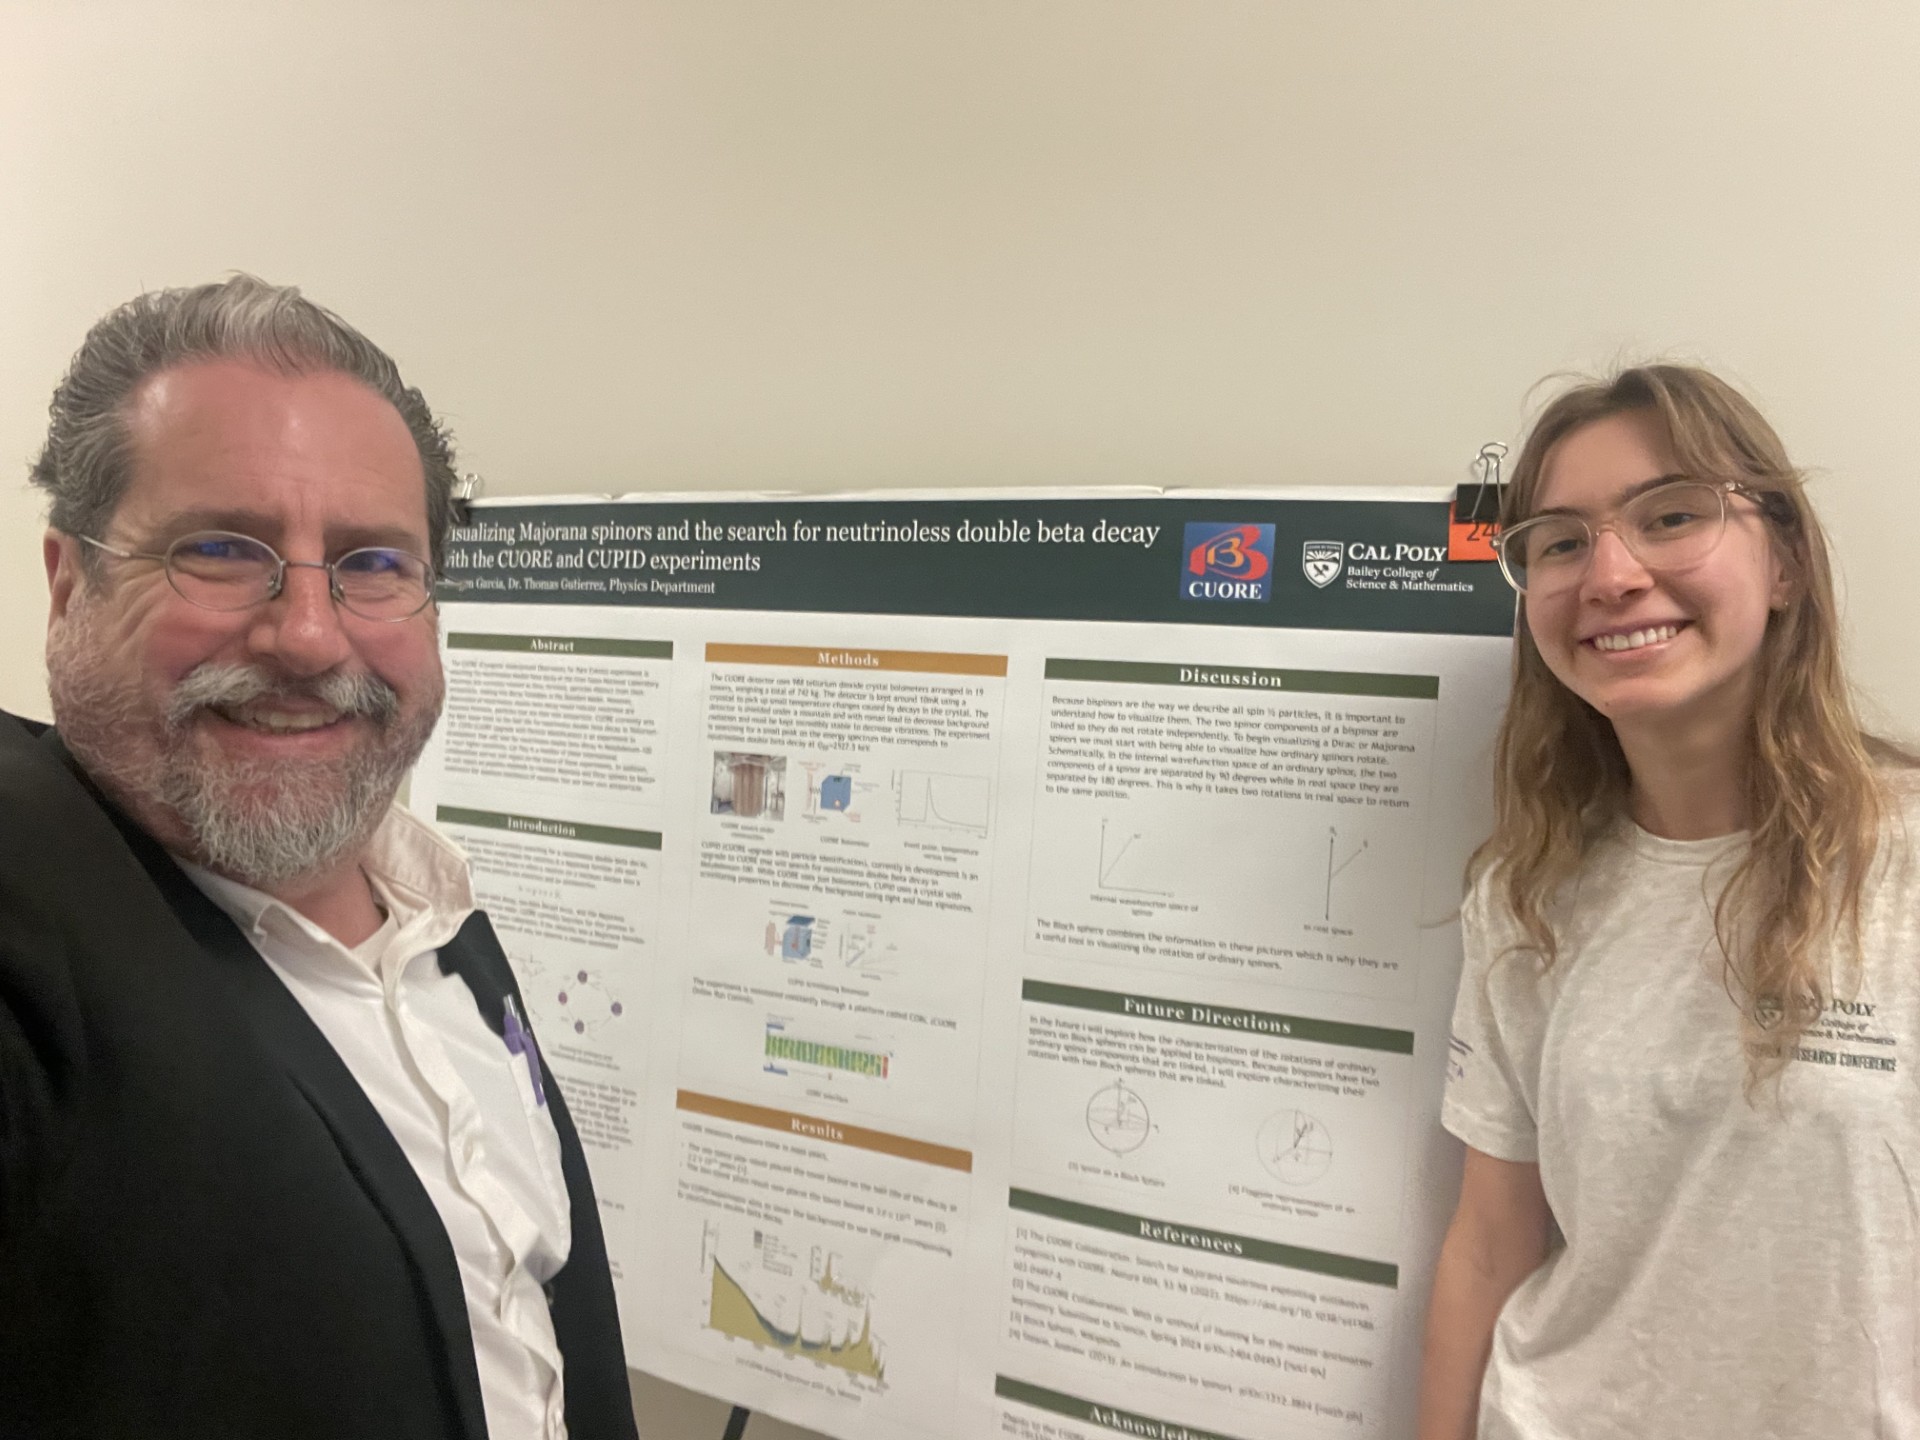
[439,495,1512,635]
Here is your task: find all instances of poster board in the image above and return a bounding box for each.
[408,487,1513,1440]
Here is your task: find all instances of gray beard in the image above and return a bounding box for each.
[48,607,438,890]
[158,752,401,888]
[156,665,424,888]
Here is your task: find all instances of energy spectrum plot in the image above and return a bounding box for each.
[1258,1108,1334,1186]
[1086,1080,1152,1155]
[706,1248,886,1385]
[1325,827,1370,920]
[1096,819,1173,898]
[763,1019,892,1079]
[894,771,991,835]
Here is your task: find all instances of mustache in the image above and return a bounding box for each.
[164,664,401,732]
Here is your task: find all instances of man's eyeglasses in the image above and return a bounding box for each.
[1490,478,1775,597]
[78,530,436,621]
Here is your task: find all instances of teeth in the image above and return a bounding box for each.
[1593,624,1680,652]
[219,707,341,733]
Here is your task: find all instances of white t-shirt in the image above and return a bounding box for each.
[1444,783,1920,1439]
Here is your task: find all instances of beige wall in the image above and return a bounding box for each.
[4,4,1916,1434]
[6,3,1920,736]
[6,3,1920,738]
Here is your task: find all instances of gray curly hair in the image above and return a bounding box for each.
[30,274,459,568]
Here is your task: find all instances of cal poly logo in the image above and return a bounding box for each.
[1302,541,1343,589]
[1181,523,1275,602]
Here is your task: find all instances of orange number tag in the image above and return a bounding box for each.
[1448,501,1498,562]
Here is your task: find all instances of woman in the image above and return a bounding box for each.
[1418,365,1918,1438]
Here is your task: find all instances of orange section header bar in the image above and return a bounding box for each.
[676,1090,974,1172]
[704,643,1007,677]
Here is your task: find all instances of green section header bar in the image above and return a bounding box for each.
[995,1376,1251,1440]
[1044,658,1436,699]
[436,805,662,850]
[1009,1188,1398,1288]
[1023,979,1413,1055]
[448,633,673,659]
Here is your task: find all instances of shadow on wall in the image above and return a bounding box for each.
[627,1368,830,1440]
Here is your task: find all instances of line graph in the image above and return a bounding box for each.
[1097,818,1173,898]
[894,770,990,835]
[1324,826,1369,920]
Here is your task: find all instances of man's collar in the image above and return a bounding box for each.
[181,804,475,963]
[359,802,477,919]
[31,717,477,964]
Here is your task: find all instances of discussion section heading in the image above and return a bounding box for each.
[441,496,1513,635]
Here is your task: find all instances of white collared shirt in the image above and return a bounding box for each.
[183,806,572,1440]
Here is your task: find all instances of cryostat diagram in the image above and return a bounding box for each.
[712,751,787,820]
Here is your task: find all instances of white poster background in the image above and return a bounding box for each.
[409,487,1510,1440]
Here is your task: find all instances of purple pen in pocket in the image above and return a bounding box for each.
[501,995,547,1107]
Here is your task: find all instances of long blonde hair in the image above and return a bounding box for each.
[1475,364,1894,1075]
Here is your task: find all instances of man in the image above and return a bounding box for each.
[0,276,639,1440]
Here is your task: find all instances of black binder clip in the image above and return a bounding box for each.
[451,471,482,527]
[1454,443,1507,523]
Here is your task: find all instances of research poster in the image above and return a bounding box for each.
[408,490,1513,1440]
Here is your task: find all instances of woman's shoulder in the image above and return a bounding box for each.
[1854,753,1920,918]
[1869,741,1920,830]
[1466,817,1727,969]
[1462,833,1612,952]
[1873,740,1920,781]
